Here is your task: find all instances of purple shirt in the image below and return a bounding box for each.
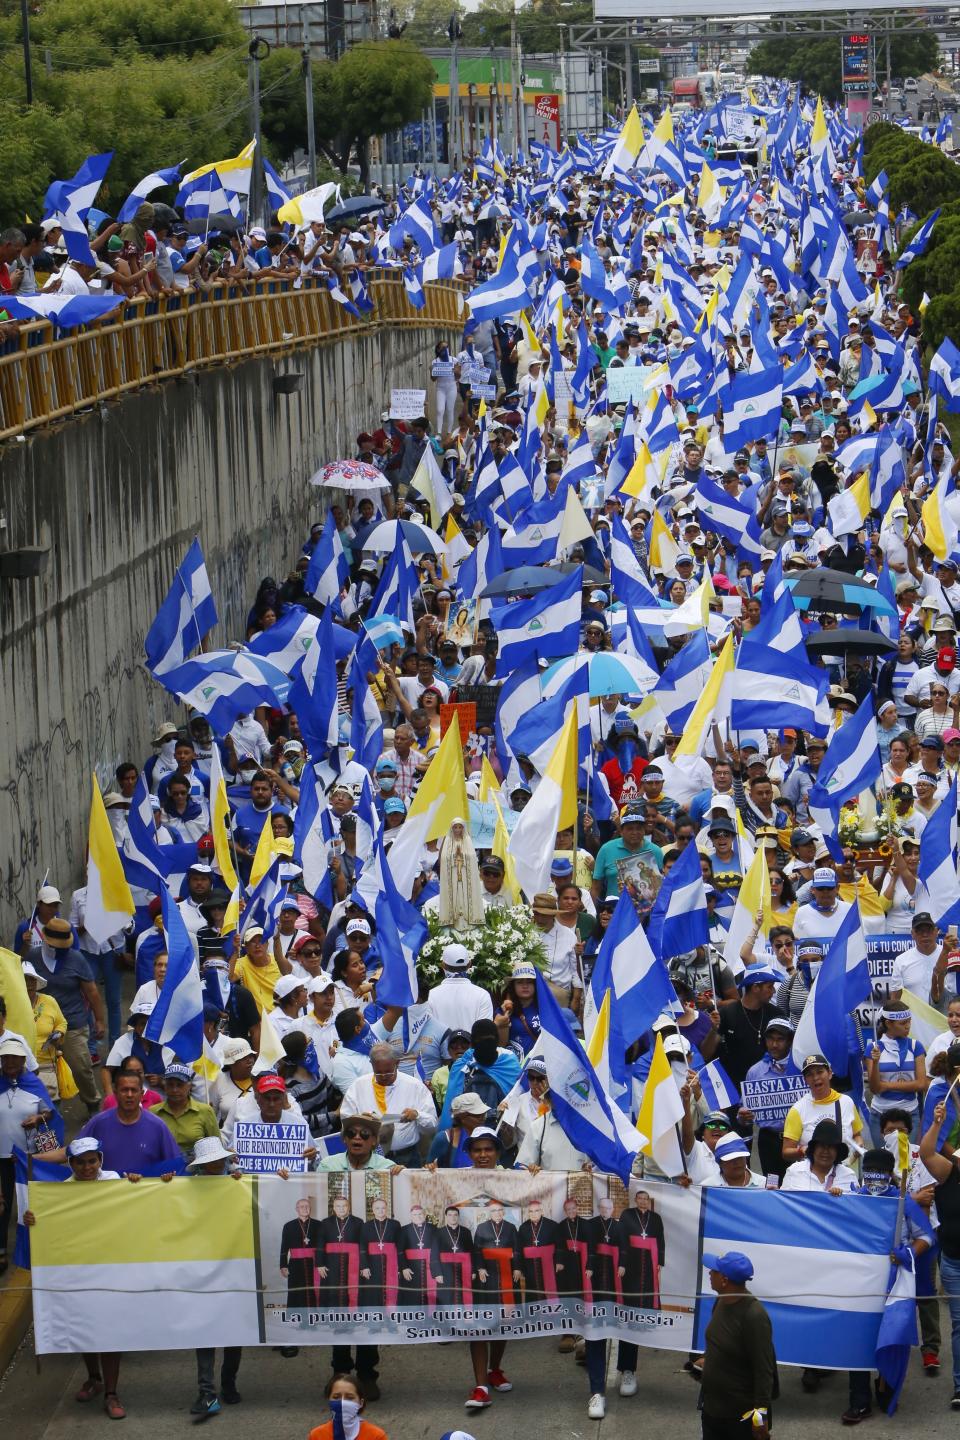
[78,1107,180,1174]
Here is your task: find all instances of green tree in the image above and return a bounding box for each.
[314,40,435,183]
[398,0,465,48]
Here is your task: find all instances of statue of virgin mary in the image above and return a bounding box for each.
[437,817,485,930]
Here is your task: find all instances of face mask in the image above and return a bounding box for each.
[439,345,449,360]
[379,776,396,792]
[329,1397,362,1440]
[862,1174,890,1196]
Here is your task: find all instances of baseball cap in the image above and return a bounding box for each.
[512,961,537,981]
[812,867,837,887]
[451,1092,489,1116]
[221,1038,254,1065]
[441,942,471,970]
[715,1135,751,1163]
[702,1110,733,1131]
[764,1016,795,1034]
[801,1052,831,1072]
[255,1073,286,1094]
[37,884,61,904]
[67,1137,103,1159]
[274,974,305,1000]
[383,797,406,816]
[345,918,371,936]
[702,1250,754,1282]
[164,1062,194,1082]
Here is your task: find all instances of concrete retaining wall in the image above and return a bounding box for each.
[0,321,452,937]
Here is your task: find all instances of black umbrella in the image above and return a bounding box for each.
[556,561,608,585]
[805,630,897,658]
[181,214,243,235]
[784,567,898,620]
[479,566,567,598]
[325,196,387,225]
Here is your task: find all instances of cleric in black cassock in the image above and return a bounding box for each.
[619,1189,666,1310]
[399,1205,443,1308]
[279,1196,323,1309]
[474,1203,522,1306]
[518,1201,562,1301]
[437,1205,476,1306]
[556,1197,592,1301]
[317,1195,364,1308]
[587,1196,625,1305]
[360,1197,403,1308]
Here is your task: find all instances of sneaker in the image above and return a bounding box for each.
[951,1390,960,1410]
[619,1371,638,1398]
[190,1396,221,1423]
[840,1407,872,1425]
[465,1386,492,1410]
[923,1349,940,1376]
[588,1394,606,1420]
[220,1381,242,1406]
[487,1368,512,1392]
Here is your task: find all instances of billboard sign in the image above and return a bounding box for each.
[842,33,872,94]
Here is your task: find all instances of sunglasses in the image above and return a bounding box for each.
[343,1128,370,1140]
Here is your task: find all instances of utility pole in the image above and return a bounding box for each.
[449,14,462,173]
[248,37,269,225]
[558,25,566,143]
[625,39,633,109]
[20,0,32,104]
[509,3,518,156]
[302,13,317,188]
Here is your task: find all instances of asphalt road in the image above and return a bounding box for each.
[4,1324,960,1439]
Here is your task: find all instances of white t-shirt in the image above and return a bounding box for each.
[890,945,939,1002]
[781,1158,858,1192]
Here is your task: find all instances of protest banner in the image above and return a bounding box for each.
[459,364,491,387]
[430,360,455,378]
[471,383,498,401]
[740,1073,808,1128]
[390,388,427,420]
[233,1120,310,1174]
[30,1172,897,1368]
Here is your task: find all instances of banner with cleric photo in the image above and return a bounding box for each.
[29,1173,897,1367]
[257,1169,700,1349]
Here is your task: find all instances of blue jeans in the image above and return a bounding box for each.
[584,1339,639,1392]
[84,949,124,1047]
[937,1251,960,1389]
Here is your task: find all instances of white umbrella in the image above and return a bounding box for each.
[310,459,390,492]
[362,519,444,556]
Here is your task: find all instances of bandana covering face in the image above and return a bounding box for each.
[330,1397,362,1440]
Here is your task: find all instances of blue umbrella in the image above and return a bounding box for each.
[363,519,444,556]
[541,651,658,698]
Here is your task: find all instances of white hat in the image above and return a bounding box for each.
[308,975,336,996]
[221,1038,254,1066]
[0,1038,29,1058]
[66,1136,103,1158]
[187,1136,237,1170]
[244,926,265,942]
[129,999,155,1018]
[21,961,46,990]
[345,918,371,936]
[441,942,471,971]
[274,974,305,1001]
[37,884,61,904]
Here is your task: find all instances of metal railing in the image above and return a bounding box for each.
[0,271,466,443]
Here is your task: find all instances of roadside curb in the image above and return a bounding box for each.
[0,1268,31,1378]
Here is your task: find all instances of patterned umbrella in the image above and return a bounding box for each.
[310,460,390,492]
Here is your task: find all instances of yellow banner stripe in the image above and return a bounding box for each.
[30,1175,257,1267]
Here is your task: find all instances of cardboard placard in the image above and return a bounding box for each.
[389,388,427,420]
[440,701,477,744]
[234,1120,310,1175]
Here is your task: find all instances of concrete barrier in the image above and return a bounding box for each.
[0,319,456,936]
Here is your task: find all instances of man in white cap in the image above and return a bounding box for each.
[424,943,493,1034]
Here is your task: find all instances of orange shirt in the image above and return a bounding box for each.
[308,1422,387,1440]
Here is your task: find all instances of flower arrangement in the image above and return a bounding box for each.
[837,808,862,848]
[417,904,548,992]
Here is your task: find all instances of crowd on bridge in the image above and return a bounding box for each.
[4,80,960,1440]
